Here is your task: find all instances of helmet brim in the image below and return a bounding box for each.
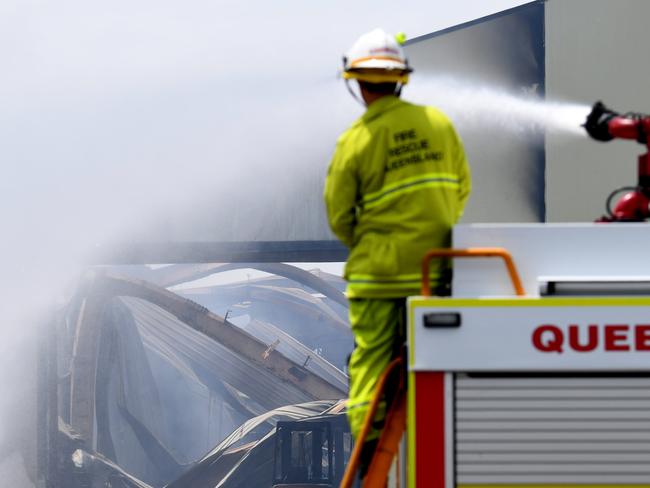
[342,69,410,85]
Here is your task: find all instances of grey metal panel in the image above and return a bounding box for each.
[459,410,650,420]
[92,241,348,266]
[406,2,545,223]
[545,0,650,222]
[458,377,650,387]
[457,442,650,452]
[459,453,650,462]
[463,475,650,484]
[459,399,650,409]
[464,465,650,473]
[459,431,650,441]
[458,421,650,430]
[458,388,650,398]
[456,374,650,484]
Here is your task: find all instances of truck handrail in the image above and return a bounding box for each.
[421,247,526,297]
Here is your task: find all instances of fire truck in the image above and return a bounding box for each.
[407,223,650,488]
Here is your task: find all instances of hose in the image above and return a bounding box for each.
[605,186,637,218]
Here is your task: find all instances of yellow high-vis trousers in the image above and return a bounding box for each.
[346,298,405,441]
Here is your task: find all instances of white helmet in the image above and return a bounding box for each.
[342,28,412,85]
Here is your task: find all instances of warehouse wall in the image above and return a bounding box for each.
[405,2,545,223]
[545,0,650,221]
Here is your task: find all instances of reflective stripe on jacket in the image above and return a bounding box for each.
[324,95,471,298]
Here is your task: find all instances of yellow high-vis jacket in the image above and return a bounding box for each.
[324,96,471,298]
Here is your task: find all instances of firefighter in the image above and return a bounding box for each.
[324,28,471,476]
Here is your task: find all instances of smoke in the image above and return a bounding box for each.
[0,0,564,485]
[408,75,590,138]
[0,3,359,484]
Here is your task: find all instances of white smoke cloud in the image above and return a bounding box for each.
[0,0,532,485]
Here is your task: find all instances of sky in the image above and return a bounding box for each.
[0,1,531,485]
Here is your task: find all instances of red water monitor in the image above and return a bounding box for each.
[584,101,650,222]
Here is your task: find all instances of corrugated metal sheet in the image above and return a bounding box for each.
[456,375,650,484]
[121,296,324,410]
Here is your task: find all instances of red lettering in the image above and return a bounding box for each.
[604,325,630,351]
[568,324,598,352]
[532,324,650,354]
[635,325,650,351]
[532,325,564,353]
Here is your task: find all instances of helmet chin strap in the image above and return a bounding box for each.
[345,78,366,107]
